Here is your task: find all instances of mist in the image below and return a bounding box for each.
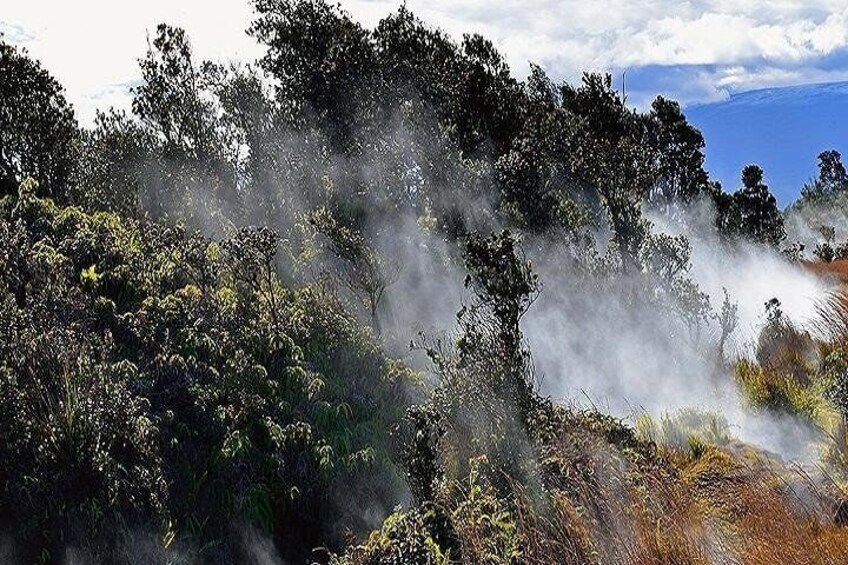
[308,159,834,465]
[7,2,848,562]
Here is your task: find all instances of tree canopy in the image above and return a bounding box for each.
[0,41,78,201]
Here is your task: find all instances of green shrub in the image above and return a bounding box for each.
[0,189,417,561]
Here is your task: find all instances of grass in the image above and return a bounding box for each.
[802,260,848,288]
[340,272,848,564]
[338,398,848,564]
[635,408,731,453]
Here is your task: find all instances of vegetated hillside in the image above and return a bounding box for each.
[3,1,848,564]
[0,181,416,563]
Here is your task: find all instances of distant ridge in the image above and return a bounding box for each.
[691,81,848,111]
[685,81,848,207]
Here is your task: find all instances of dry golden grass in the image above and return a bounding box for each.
[675,443,848,565]
[519,410,731,564]
[503,281,848,565]
[343,293,848,565]
[815,292,848,344]
[627,479,712,565]
[803,259,848,287]
[736,480,848,564]
[531,429,848,565]
[341,414,848,565]
[504,282,848,564]
[512,487,596,565]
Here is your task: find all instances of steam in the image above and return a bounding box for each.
[335,180,834,465]
[785,195,848,251]
[241,527,289,565]
[521,198,830,462]
[87,16,847,557]
[259,111,834,465]
[656,200,830,350]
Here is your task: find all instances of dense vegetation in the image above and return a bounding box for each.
[3,1,848,563]
[0,179,417,562]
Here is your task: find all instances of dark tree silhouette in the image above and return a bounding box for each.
[0,40,78,200]
[718,165,785,247]
[801,149,848,202]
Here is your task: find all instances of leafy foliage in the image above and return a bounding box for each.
[0,2,832,563]
[801,150,848,203]
[0,184,414,562]
[0,41,78,201]
[717,165,785,247]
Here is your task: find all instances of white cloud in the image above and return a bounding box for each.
[340,0,848,105]
[1,0,262,124]
[338,1,848,68]
[3,0,848,123]
[713,64,848,93]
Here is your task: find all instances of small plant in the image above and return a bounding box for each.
[715,288,739,366]
[815,225,837,262]
[782,241,805,262]
[755,298,817,381]
[687,435,706,459]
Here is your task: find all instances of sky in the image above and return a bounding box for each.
[3,0,848,203]
[686,82,848,204]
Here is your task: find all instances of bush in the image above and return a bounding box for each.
[0,187,416,561]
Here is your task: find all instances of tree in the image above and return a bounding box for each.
[494,66,587,234]
[814,225,837,262]
[451,33,524,157]
[722,165,785,247]
[0,40,78,201]
[134,25,217,157]
[374,7,524,158]
[801,149,848,202]
[645,96,710,210]
[132,24,238,221]
[561,74,655,271]
[372,5,460,109]
[250,0,379,152]
[308,207,399,335]
[77,110,155,216]
[407,230,541,500]
[462,230,540,416]
[715,288,739,367]
[222,225,284,331]
[818,150,848,191]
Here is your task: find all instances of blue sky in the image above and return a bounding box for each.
[625,56,848,205]
[3,0,848,204]
[687,81,848,206]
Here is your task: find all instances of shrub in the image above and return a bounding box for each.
[0,188,417,561]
